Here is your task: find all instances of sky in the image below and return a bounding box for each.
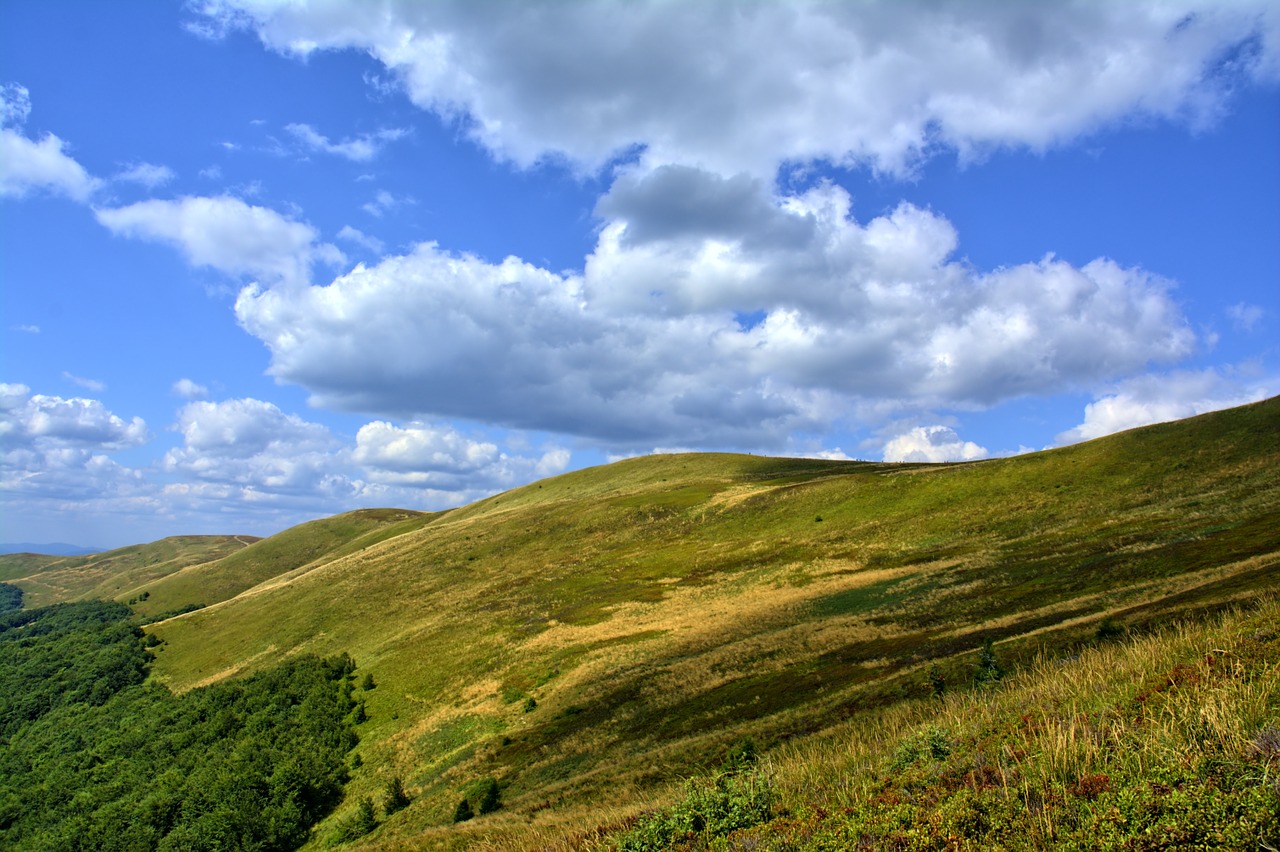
[2,1,1278,550]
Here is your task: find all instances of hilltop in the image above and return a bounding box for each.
[6,397,1278,849]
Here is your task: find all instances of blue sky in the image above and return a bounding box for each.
[2,1,1277,549]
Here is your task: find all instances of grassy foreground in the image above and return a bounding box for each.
[604,595,1280,851]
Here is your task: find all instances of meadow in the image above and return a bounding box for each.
[1,397,1275,849]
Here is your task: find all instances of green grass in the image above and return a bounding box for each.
[698,595,1280,851]
[0,535,254,607]
[129,508,434,617]
[27,397,1279,849]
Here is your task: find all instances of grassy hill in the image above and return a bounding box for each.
[129,397,1279,849]
[0,535,255,608]
[128,508,433,619]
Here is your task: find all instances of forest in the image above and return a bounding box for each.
[0,599,361,851]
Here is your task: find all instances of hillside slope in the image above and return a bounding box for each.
[0,535,255,608]
[141,398,1279,848]
[130,508,434,619]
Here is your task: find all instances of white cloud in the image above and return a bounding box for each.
[196,1,1279,176]
[164,398,350,500]
[12,324,39,334]
[61,372,106,392]
[354,421,569,489]
[882,425,987,463]
[0,384,147,449]
[361,189,409,218]
[1226,302,1264,332]
[336,224,384,254]
[0,84,100,202]
[285,122,407,161]
[170,398,331,457]
[94,195,344,287]
[114,161,176,188]
[0,83,31,126]
[1056,367,1275,444]
[172,378,210,399]
[0,385,149,504]
[160,399,569,514]
[235,180,1195,448]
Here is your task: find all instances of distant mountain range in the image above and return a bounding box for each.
[0,542,101,556]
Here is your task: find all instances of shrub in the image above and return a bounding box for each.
[452,798,473,823]
[333,797,376,842]
[973,636,1003,686]
[1095,617,1127,642]
[722,737,758,771]
[891,725,953,770]
[615,767,774,852]
[927,662,945,699]
[382,775,410,816]
[476,777,501,815]
[361,673,376,690]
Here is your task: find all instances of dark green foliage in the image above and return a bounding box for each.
[974,636,1003,686]
[891,725,953,770]
[332,795,378,843]
[0,600,148,738]
[721,737,758,771]
[0,583,22,613]
[615,768,774,851]
[382,775,410,816]
[476,777,501,815]
[0,601,358,851]
[453,798,474,823]
[523,696,537,712]
[928,662,946,699]
[1095,616,1127,642]
[361,672,376,690]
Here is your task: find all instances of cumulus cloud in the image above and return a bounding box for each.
[234,180,1195,448]
[172,378,210,399]
[0,385,147,449]
[161,398,568,512]
[170,398,331,457]
[286,122,408,161]
[195,1,1279,176]
[1056,367,1275,444]
[882,425,987,463]
[0,83,100,201]
[0,384,148,502]
[113,161,176,188]
[354,421,569,489]
[95,195,344,287]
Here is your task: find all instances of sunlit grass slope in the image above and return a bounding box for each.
[0,535,253,608]
[129,508,433,618]
[607,595,1280,851]
[144,398,1279,849]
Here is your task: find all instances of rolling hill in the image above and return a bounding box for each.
[0,535,256,608]
[142,397,1280,849]
[9,398,1278,849]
